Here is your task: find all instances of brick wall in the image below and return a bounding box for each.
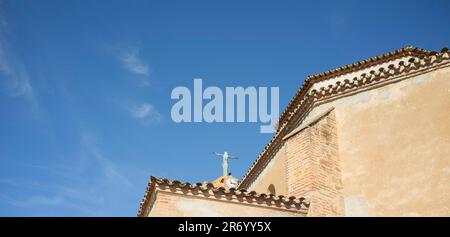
[285,110,344,216]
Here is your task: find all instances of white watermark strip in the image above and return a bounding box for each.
[171,79,279,133]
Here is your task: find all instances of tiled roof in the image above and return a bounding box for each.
[278,45,433,129]
[239,46,450,189]
[137,176,310,217]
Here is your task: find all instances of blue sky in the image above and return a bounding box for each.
[0,0,449,216]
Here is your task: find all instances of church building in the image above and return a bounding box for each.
[138,46,450,217]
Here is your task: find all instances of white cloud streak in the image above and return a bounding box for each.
[0,14,40,113]
[80,131,134,188]
[126,101,163,125]
[109,45,151,86]
[0,130,136,216]
[120,48,149,76]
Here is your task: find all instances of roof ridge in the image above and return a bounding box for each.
[277,45,433,129]
[306,45,433,80]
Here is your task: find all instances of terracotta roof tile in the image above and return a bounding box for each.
[278,45,432,129]
[138,176,310,217]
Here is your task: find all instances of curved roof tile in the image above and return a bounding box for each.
[138,176,310,217]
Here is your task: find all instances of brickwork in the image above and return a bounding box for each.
[285,110,344,216]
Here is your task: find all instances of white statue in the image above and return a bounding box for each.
[212,151,238,177]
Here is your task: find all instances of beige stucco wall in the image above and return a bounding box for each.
[147,191,305,217]
[302,65,450,216]
[247,145,288,196]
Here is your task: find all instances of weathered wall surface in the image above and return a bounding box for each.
[303,66,450,216]
[247,145,288,196]
[284,110,344,216]
[147,191,305,217]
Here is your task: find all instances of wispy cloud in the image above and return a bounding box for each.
[120,48,149,76]
[0,177,103,216]
[80,131,134,188]
[0,191,103,216]
[0,130,137,216]
[119,100,163,125]
[5,194,65,207]
[0,14,40,113]
[108,45,151,86]
[130,103,158,119]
